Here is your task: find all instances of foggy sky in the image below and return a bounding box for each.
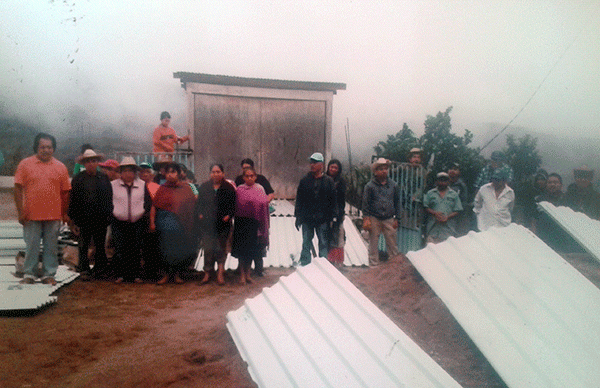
[1,0,599,162]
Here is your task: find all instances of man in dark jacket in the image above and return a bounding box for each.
[68,149,113,279]
[294,152,335,266]
[564,165,600,220]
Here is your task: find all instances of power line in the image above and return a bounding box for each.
[480,31,581,152]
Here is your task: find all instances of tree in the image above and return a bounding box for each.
[502,134,542,185]
[373,123,418,162]
[417,107,484,194]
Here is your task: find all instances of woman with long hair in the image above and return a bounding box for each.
[196,163,236,285]
[150,162,197,284]
[326,159,346,267]
[231,167,270,284]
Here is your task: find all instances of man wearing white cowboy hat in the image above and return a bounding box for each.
[362,157,401,266]
[68,149,114,280]
[111,157,152,283]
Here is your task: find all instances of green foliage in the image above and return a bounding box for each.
[373,123,418,162]
[502,134,542,185]
[371,106,485,197]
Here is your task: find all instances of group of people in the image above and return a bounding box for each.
[13,129,275,285]
[364,148,600,263]
[12,116,600,285]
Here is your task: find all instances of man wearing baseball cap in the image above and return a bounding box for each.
[68,149,113,280]
[564,165,600,219]
[423,172,463,243]
[99,159,120,181]
[294,152,335,266]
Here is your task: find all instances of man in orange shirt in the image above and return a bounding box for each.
[152,111,189,158]
[14,133,71,285]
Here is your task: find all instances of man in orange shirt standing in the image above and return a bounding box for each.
[152,111,189,159]
[14,133,71,285]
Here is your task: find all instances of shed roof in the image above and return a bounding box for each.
[226,257,463,388]
[174,72,346,93]
[406,224,600,388]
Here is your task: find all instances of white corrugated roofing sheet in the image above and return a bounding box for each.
[226,257,463,388]
[538,201,600,263]
[194,200,368,271]
[406,224,600,388]
[0,265,79,311]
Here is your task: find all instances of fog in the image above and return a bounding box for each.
[1,0,599,165]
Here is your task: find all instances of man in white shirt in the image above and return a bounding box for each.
[473,169,515,231]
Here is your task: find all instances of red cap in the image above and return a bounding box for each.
[99,159,119,169]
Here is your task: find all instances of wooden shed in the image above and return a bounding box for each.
[173,72,346,198]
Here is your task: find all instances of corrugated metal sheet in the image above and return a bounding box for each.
[226,256,463,388]
[194,200,368,271]
[1,265,79,311]
[538,201,600,263]
[406,224,600,388]
[0,221,26,261]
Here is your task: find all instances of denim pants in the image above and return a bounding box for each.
[300,222,329,265]
[23,220,60,279]
[368,217,399,266]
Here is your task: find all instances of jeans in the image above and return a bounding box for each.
[368,217,399,266]
[300,223,329,265]
[23,220,60,279]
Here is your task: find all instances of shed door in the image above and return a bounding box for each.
[194,94,326,198]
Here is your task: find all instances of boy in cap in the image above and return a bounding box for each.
[423,172,463,243]
[68,149,113,279]
[294,152,335,266]
[362,158,401,266]
[473,169,515,231]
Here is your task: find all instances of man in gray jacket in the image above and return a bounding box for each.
[362,158,401,266]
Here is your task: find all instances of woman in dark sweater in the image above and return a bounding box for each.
[196,164,236,285]
[326,159,346,267]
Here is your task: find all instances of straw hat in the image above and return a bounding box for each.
[76,149,104,163]
[371,157,390,172]
[118,156,138,171]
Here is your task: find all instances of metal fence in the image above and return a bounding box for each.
[112,150,194,173]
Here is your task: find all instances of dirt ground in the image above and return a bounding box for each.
[1,190,599,388]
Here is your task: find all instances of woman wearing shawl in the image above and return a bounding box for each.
[150,162,197,284]
[196,164,236,285]
[232,167,270,284]
[326,159,346,267]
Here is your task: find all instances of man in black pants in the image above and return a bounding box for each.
[68,149,113,280]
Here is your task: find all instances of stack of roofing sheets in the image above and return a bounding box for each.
[537,201,600,263]
[0,220,26,265]
[0,265,79,312]
[407,224,600,388]
[194,200,368,271]
[226,257,463,388]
